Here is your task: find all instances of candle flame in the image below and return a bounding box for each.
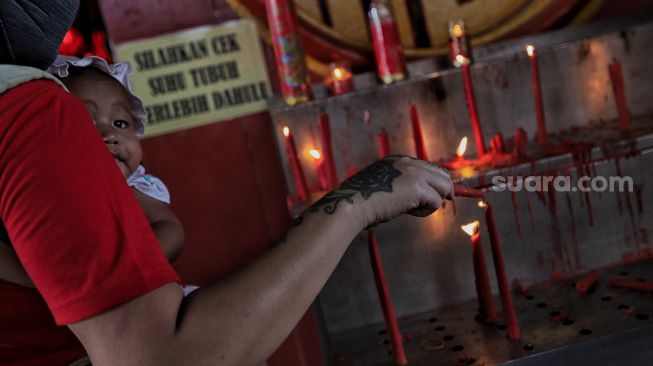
[456,136,468,157]
[461,221,480,236]
[452,24,463,38]
[477,200,487,208]
[526,45,535,57]
[309,149,322,160]
[282,126,290,137]
[333,67,344,79]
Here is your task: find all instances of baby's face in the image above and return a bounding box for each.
[66,70,142,178]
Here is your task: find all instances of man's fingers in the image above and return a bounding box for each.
[423,169,454,201]
[407,186,443,217]
[413,161,453,199]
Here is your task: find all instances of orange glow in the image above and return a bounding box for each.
[452,24,463,38]
[461,221,480,236]
[526,45,535,57]
[477,201,487,208]
[456,136,468,158]
[456,54,467,65]
[309,149,322,160]
[282,126,290,137]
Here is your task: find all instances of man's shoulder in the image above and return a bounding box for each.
[0,65,66,95]
[1,79,77,109]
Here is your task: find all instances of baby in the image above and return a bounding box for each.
[0,56,184,287]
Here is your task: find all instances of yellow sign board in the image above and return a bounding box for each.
[115,20,272,137]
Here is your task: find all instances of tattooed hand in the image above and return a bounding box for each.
[310,156,453,227]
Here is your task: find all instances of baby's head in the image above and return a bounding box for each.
[48,56,147,178]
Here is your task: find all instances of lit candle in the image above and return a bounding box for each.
[462,220,497,321]
[282,126,309,201]
[445,136,473,171]
[409,104,429,161]
[448,20,472,67]
[377,128,391,158]
[368,229,407,365]
[309,148,329,191]
[264,0,311,105]
[483,202,521,339]
[448,20,485,157]
[368,1,406,84]
[526,45,548,147]
[325,63,354,96]
[318,113,339,189]
[461,63,486,157]
[456,136,468,161]
[608,62,632,130]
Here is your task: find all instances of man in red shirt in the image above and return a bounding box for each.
[0,1,453,365]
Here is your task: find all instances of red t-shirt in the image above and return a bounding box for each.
[0,80,180,365]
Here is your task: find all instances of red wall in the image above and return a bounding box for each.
[98,1,326,365]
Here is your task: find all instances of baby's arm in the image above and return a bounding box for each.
[132,189,185,262]
[0,242,34,287]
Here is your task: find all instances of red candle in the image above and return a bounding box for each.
[462,221,497,321]
[575,270,599,293]
[512,127,528,158]
[462,63,486,157]
[309,149,329,191]
[325,63,354,96]
[368,2,405,84]
[282,126,309,201]
[526,45,548,147]
[608,278,653,292]
[454,185,484,199]
[264,0,311,105]
[368,229,407,365]
[490,133,506,154]
[318,113,339,189]
[608,62,632,130]
[448,20,472,67]
[409,104,429,161]
[484,203,521,339]
[377,128,391,158]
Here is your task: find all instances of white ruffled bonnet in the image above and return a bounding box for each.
[47,55,147,138]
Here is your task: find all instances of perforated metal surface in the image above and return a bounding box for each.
[329,262,653,365]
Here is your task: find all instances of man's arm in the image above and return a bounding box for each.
[68,157,453,366]
[132,189,185,262]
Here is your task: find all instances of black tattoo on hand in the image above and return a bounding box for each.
[310,159,402,214]
[340,159,402,199]
[309,190,356,214]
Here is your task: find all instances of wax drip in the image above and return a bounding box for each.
[580,152,595,226]
[547,178,572,273]
[564,171,581,269]
[573,152,585,209]
[531,161,545,203]
[522,174,536,233]
[511,186,523,237]
[587,152,602,198]
[635,185,644,217]
[614,157,624,215]
[621,158,638,247]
